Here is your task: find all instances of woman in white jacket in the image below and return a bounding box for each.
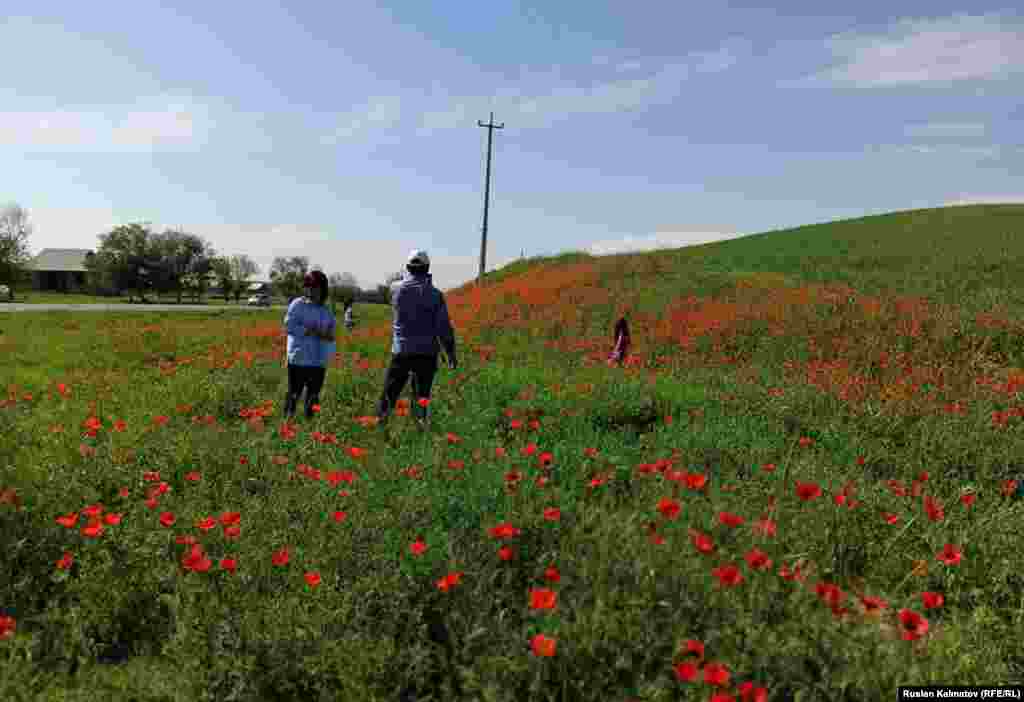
[282,270,336,419]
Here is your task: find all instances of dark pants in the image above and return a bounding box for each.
[377,353,438,421]
[284,364,327,418]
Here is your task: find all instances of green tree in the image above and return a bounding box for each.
[0,204,33,295]
[230,254,259,302]
[88,223,160,300]
[269,256,309,301]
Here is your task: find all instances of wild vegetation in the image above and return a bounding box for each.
[2,204,1023,701]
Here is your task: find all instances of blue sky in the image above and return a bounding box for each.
[2,2,1022,290]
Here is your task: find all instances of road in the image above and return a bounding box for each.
[0,304,285,312]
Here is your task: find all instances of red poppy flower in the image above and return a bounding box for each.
[159,512,176,528]
[409,538,427,556]
[436,571,463,592]
[751,518,777,537]
[673,662,699,682]
[738,682,768,702]
[543,565,560,583]
[538,452,554,468]
[583,447,598,458]
[960,493,977,507]
[0,615,16,640]
[685,473,708,490]
[883,512,900,525]
[272,547,290,566]
[56,552,74,570]
[175,534,197,546]
[898,609,929,640]
[220,511,241,526]
[510,419,523,430]
[182,544,211,572]
[718,511,745,527]
[489,523,521,539]
[543,507,561,522]
[703,662,731,687]
[860,595,888,615]
[494,447,507,458]
[521,443,538,457]
[81,503,103,519]
[446,432,461,444]
[923,495,944,522]
[304,571,322,587]
[529,588,557,610]
[332,511,348,523]
[690,530,715,555]
[498,545,514,561]
[657,498,681,520]
[417,397,430,408]
[223,525,241,539]
[197,517,217,531]
[712,564,744,587]
[220,557,237,574]
[103,512,122,526]
[744,548,772,571]
[795,482,822,500]
[56,512,79,528]
[937,544,962,566]
[447,460,465,470]
[762,463,777,472]
[531,634,556,657]
[185,471,201,482]
[920,592,944,609]
[815,582,845,608]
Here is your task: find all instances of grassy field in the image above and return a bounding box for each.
[2,203,1024,701]
[1,291,290,306]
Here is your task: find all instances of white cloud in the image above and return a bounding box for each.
[942,195,1024,206]
[405,40,751,134]
[0,95,211,152]
[813,13,1024,87]
[587,229,743,256]
[322,95,403,145]
[905,122,986,137]
[883,143,1005,159]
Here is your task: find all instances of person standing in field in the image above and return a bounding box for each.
[608,312,631,366]
[282,270,336,419]
[376,250,457,427]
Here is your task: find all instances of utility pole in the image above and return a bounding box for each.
[477,111,503,286]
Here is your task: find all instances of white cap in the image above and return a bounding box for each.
[407,249,430,266]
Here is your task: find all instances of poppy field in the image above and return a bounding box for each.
[2,204,1024,701]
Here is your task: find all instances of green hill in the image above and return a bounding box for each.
[468,204,1024,321]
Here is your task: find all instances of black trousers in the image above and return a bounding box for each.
[377,353,438,420]
[284,364,327,418]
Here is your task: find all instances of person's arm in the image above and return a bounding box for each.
[319,313,336,342]
[436,293,457,365]
[284,300,306,337]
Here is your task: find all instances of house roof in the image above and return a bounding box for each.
[31,249,93,272]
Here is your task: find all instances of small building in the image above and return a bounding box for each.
[30,249,94,292]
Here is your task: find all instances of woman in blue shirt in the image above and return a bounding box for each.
[283,270,336,419]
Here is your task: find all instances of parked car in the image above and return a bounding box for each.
[247,293,270,307]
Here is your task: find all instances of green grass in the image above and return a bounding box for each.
[2,205,1024,701]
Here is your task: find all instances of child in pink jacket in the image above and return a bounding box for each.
[609,314,631,366]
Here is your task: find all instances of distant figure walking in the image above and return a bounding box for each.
[282,270,336,419]
[609,313,631,366]
[376,250,458,427]
[343,300,355,332]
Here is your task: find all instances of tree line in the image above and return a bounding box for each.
[0,203,399,305]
